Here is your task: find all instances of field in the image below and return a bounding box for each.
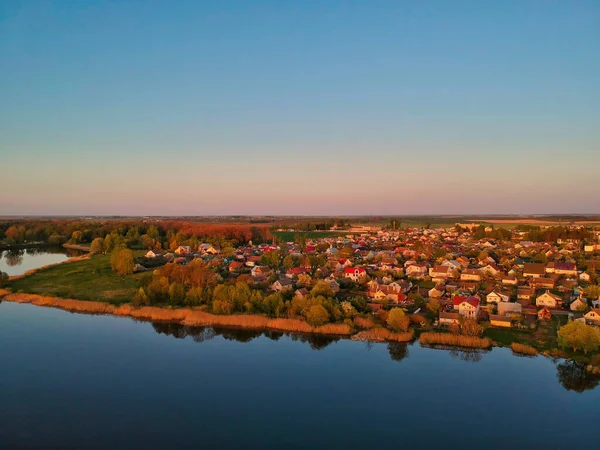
[273,230,346,242]
[9,254,145,305]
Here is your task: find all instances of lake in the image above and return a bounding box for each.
[0,301,599,450]
[0,248,78,277]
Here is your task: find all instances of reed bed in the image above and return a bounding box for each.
[352,327,414,343]
[354,316,375,329]
[419,332,491,349]
[1,293,352,336]
[510,342,538,356]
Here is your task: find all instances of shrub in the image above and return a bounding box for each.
[419,332,491,348]
[306,305,330,326]
[511,342,538,356]
[387,308,410,332]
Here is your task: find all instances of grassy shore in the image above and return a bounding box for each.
[9,254,145,305]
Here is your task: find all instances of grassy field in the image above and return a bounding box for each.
[9,254,145,305]
[273,231,346,242]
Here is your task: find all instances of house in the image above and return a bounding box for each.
[327,279,341,293]
[501,275,518,285]
[453,295,481,319]
[439,311,460,326]
[579,272,591,282]
[145,250,157,258]
[523,263,546,278]
[405,264,428,278]
[286,267,310,278]
[537,307,552,321]
[536,290,562,308]
[271,278,294,292]
[344,267,366,283]
[486,291,510,304]
[570,297,588,312]
[251,266,272,277]
[481,264,501,277]
[199,243,219,255]
[530,277,555,290]
[295,288,310,299]
[429,265,451,278]
[546,262,577,276]
[460,269,482,282]
[489,315,512,328]
[428,285,445,299]
[229,261,244,272]
[174,245,191,255]
[584,309,600,326]
[498,302,522,316]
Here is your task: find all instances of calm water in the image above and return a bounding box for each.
[0,248,77,277]
[0,302,599,450]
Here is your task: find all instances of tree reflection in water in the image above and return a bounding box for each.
[3,250,24,267]
[556,360,600,393]
[148,322,600,393]
[150,322,340,350]
[387,342,409,363]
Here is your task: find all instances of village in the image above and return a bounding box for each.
[138,223,600,336]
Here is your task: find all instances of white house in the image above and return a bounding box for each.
[486,291,510,304]
[536,291,562,308]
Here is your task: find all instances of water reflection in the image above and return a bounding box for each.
[0,247,84,276]
[147,321,600,392]
[151,322,341,350]
[556,360,600,393]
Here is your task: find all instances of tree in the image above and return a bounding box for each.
[427,298,441,314]
[132,287,149,307]
[310,280,335,298]
[0,271,8,288]
[168,283,186,305]
[306,305,329,326]
[387,308,410,332]
[583,285,600,300]
[110,249,134,276]
[71,231,83,244]
[90,237,104,255]
[459,318,483,337]
[341,301,357,318]
[558,321,600,354]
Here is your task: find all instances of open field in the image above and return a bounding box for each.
[9,254,146,305]
[467,219,600,226]
[273,230,346,242]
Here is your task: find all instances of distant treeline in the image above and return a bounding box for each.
[0,219,271,251]
[515,225,593,242]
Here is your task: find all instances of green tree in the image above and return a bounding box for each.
[310,280,335,298]
[0,271,8,288]
[387,308,410,332]
[132,287,149,307]
[306,304,330,326]
[583,285,600,299]
[110,249,135,276]
[427,298,441,314]
[558,321,600,354]
[71,231,83,244]
[90,237,104,255]
[168,283,186,305]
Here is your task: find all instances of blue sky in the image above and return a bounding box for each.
[1,0,599,215]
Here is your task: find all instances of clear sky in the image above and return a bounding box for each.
[1,0,599,216]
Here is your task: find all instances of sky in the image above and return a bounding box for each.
[1,0,599,216]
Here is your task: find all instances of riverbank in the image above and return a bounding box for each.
[8,253,91,282]
[62,243,91,252]
[0,290,357,337]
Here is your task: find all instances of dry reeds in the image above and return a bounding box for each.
[510,342,538,356]
[419,332,491,349]
[352,327,414,343]
[1,293,352,336]
[354,316,375,329]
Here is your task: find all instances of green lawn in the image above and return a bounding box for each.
[483,327,534,346]
[9,254,145,305]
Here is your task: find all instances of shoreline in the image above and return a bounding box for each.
[7,253,91,282]
[0,290,364,338]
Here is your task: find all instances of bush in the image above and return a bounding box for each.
[387,308,410,332]
[419,332,491,348]
[0,271,8,288]
[511,342,538,356]
[306,305,330,326]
